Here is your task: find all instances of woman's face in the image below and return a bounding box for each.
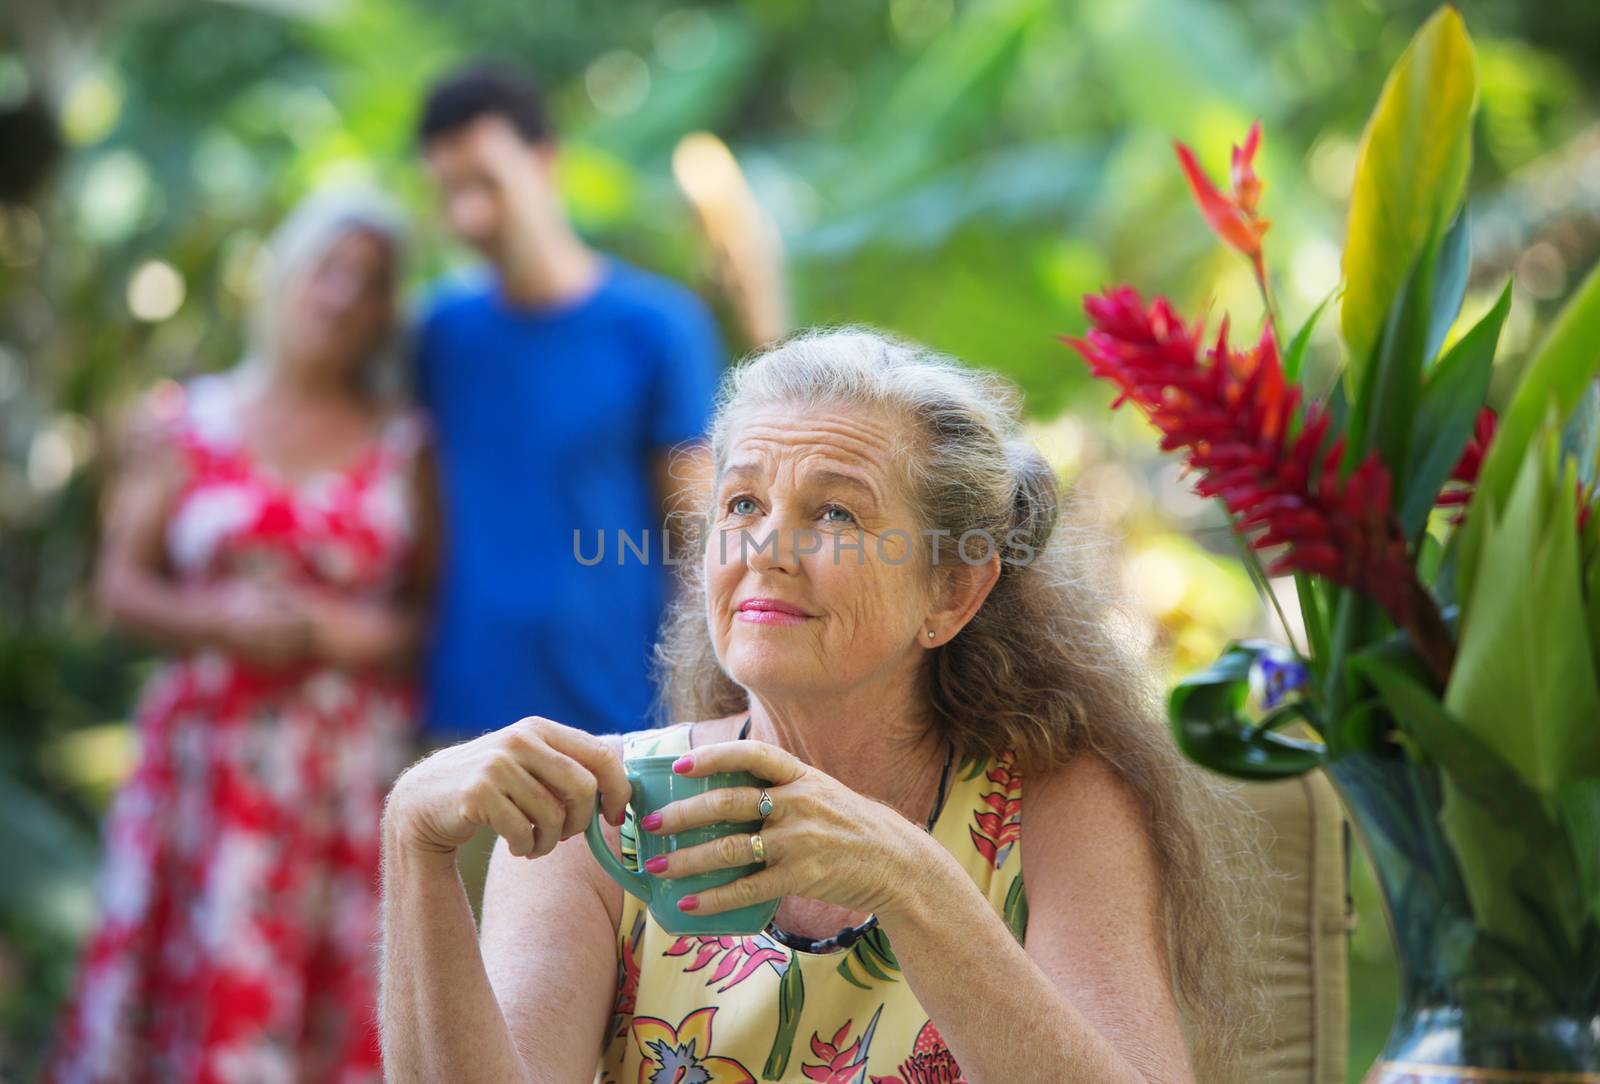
[280,226,395,378]
[705,404,937,699]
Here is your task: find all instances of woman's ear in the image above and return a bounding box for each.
[922,553,1001,647]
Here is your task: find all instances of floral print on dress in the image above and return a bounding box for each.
[664,935,788,992]
[595,723,1024,1084]
[869,1020,968,1084]
[44,374,422,1084]
[611,910,647,1043]
[969,750,1022,869]
[801,1007,883,1083]
[632,1007,756,1084]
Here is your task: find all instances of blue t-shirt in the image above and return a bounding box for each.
[413,257,723,740]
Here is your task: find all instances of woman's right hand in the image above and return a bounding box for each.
[207,583,313,665]
[385,716,632,860]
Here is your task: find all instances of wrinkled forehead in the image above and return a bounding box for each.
[716,400,920,497]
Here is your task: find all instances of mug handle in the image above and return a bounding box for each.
[584,777,652,903]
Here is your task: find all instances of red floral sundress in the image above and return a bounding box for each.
[45,373,423,1084]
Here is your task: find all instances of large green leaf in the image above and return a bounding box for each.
[1589,542,1600,684]
[1471,260,1600,520]
[1351,654,1592,975]
[1294,572,1330,683]
[1350,653,1519,803]
[1436,779,1578,983]
[1003,875,1030,944]
[762,956,807,1079]
[1560,780,1600,925]
[835,926,901,991]
[1400,280,1511,541]
[1424,206,1472,369]
[1169,641,1326,780]
[1283,288,1336,386]
[1445,421,1600,799]
[1339,6,1477,391]
[1344,230,1437,492]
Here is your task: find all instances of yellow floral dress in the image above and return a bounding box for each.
[595,722,1028,1084]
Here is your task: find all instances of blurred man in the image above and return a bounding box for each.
[413,63,723,754]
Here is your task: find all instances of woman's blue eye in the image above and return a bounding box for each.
[730,496,759,516]
[821,504,855,525]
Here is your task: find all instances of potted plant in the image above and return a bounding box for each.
[1063,7,1600,1081]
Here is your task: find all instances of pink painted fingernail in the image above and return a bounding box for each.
[644,856,669,874]
[640,812,663,832]
[678,895,699,911]
[672,755,694,774]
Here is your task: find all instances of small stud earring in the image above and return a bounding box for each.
[926,629,936,639]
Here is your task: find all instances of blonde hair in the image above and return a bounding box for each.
[235,182,409,404]
[653,326,1265,1079]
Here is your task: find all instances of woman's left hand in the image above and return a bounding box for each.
[639,739,946,921]
[301,593,417,670]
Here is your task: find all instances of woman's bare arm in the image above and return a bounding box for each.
[91,399,302,657]
[479,785,626,1077]
[880,749,1195,1083]
[378,816,537,1083]
[378,721,629,1083]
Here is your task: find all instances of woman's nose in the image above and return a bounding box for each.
[741,511,813,574]
[314,271,363,314]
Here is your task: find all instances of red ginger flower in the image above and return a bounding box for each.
[1064,285,1455,685]
[1438,406,1595,534]
[1175,120,1270,267]
[1435,407,1496,525]
[969,752,1022,870]
[801,1020,868,1083]
[663,935,785,992]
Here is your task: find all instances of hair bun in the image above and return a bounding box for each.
[1004,439,1059,561]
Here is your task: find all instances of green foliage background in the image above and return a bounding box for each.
[2,0,1598,1077]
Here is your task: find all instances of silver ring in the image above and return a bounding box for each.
[757,789,773,819]
[750,832,766,863]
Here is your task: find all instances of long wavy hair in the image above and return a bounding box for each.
[653,326,1267,1079]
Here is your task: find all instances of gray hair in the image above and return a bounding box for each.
[234,182,409,403]
[654,326,1265,1079]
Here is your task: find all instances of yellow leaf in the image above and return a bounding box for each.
[1340,6,1478,392]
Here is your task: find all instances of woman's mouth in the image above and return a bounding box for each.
[735,598,815,627]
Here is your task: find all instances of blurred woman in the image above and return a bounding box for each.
[46,186,436,1084]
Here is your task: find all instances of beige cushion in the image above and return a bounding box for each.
[1233,771,1351,1084]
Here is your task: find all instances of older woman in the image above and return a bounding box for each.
[380,329,1256,1082]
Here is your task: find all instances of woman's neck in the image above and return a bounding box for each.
[745,672,950,828]
[262,355,364,406]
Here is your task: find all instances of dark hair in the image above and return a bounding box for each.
[417,61,551,147]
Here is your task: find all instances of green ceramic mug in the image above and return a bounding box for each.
[585,753,779,935]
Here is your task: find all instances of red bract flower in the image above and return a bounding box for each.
[609,913,645,1040]
[1435,407,1496,525]
[1175,120,1270,268]
[968,752,1022,870]
[664,935,786,992]
[1446,407,1496,487]
[801,1020,867,1083]
[1064,285,1455,685]
[1436,407,1593,533]
[1231,121,1264,213]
